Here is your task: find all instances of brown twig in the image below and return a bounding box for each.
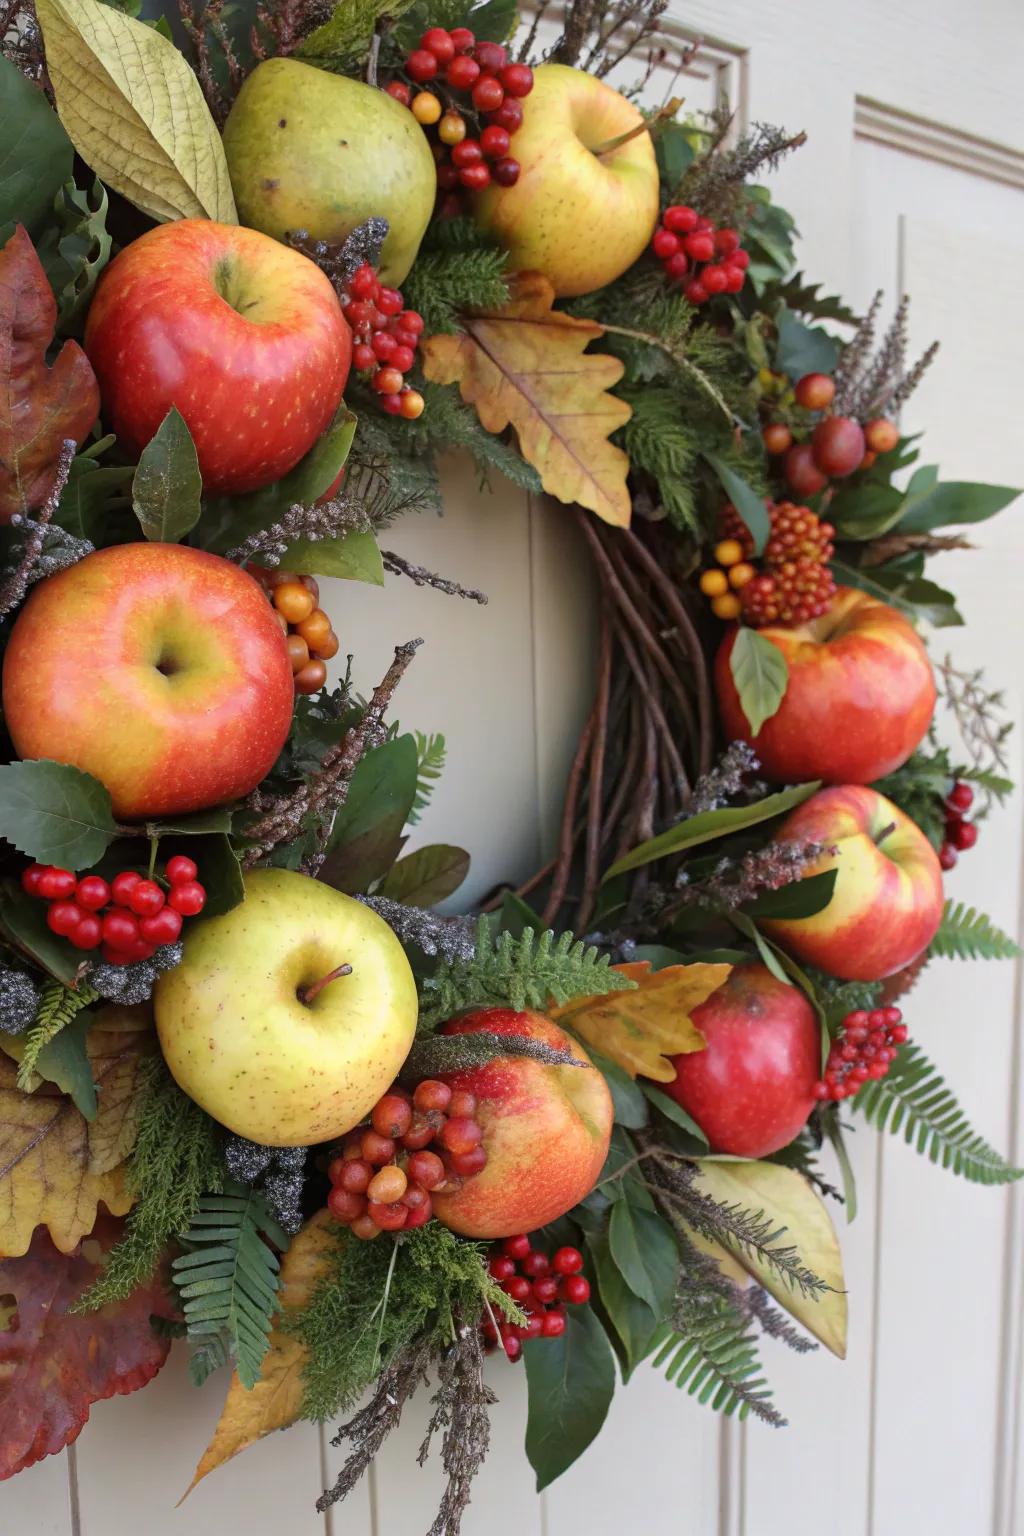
[381,549,488,604]
[577,609,613,930]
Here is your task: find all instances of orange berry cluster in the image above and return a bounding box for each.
[701,502,837,628]
[253,569,339,694]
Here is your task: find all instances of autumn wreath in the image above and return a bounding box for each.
[0,0,1020,1524]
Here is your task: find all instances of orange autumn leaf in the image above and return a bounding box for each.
[184,1209,337,1497]
[421,271,632,527]
[550,961,731,1081]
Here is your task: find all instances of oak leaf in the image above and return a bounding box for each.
[0,1218,175,1479]
[184,1209,337,1496]
[421,271,632,527]
[0,1004,155,1256]
[0,224,99,524]
[549,960,731,1081]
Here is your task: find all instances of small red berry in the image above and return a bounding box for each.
[165,855,198,885]
[785,442,829,497]
[701,263,729,294]
[168,880,205,916]
[472,75,504,112]
[376,287,403,317]
[794,372,836,411]
[503,1234,531,1261]
[37,867,77,901]
[102,909,140,948]
[521,1250,550,1278]
[449,1089,477,1118]
[21,864,47,896]
[552,1246,584,1276]
[561,1274,590,1305]
[401,1114,435,1150]
[446,1144,487,1176]
[724,265,746,293]
[499,62,533,97]
[413,1079,452,1113]
[349,263,378,299]
[360,1129,396,1165]
[371,329,397,361]
[69,913,103,950]
[950,820,978,851]
[541,1309,567,1338]
[447,54,480,89]
[458,163,491,190]
[480,124,510,159]
[473,40,506,71]
[390,343,415,372]
[684,280,709,305]
[489,1255,516,1282]
[75,874,110,910]
[353,343,376,371]
[327,1186,366,1222]
[47,900,83,937]
[421,26,455,61]
[344,299,374,328]
[139,905,183,946]
[336,1158,373,1194]
[397,310,425,336]
[683,232,714,263]
[502,1332,523,1362]
[503,1274,531,1303]
[366,1199,408,1231]
[714,228,740,256]
[406,48,439,82]
[532,1275,559,1305]
[652,228,680,259]
[385,81,411,106]
[451,138,483,167]
[448,26,475,52]
[664,251,689,283]
[402,1194,433,1228]
[730,248,750,270]
[440,1116,482,1155]
[372,1092,413,1139]
[947,781,974,812]
[492,157,520,187]
[939,843,958,870]
[663,205,697,233]
[128,879,165,917]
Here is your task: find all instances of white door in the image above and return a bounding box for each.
[5,4,1024,1534]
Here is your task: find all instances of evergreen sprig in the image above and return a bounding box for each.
[172,1182,289,1389]
[402,247,509,335]
[403,382,544,493]
[409,731,446,825]
[928,900,1022,962]
[854,1043,1023,1185]
[16,979,97,1090]
[418,916,635,1028]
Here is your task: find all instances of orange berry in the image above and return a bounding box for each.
[860,450,877,470]
[316,630,340,660]
[438,112,467,145]
[713,538,744,567]
[762,422,793,455]
[296,608,332,648]
[367,1164,408,1203]
[350,1214,381,1240]
[274,609,289,634]
[286,633,310,673]
[299,574,320,602]
[699,569,729,597]
[294,658,328,694]
[711,592,742,620]
[729,562,756,589]
[864,418,899,454]
[412,91,442,124]
[274,581,315,623]
[794,372,835,410]
[400,389,425,420]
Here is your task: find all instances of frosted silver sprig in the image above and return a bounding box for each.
[89,941,183,1005]
[0,965,41,1034]
[381,549,488,605]
[360,895,478,963]
[224,1137,308,1234]
[226,497,371,566]
[0,438,75,619]
[289,219,389,298]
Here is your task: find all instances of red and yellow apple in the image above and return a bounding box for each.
[430,1007,613,1238]
[714,587,936,784]
[84,220,351,494]
[2,543,294,819]
[663,963,819,1158]
[763,785,944,981]
[471,63,660,297]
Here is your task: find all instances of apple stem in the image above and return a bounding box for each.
[874,821,898,848]
[590,96,684,159]
[299,964,353,1004]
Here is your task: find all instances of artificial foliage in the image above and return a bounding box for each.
[0,0,1021,1526]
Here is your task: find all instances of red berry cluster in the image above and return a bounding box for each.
[387,29,533,211]
[650,206,749,303]
[718,500,837,627]
[940,780,977,870]
[813,1006,908,1102]
[326,1078,486,1240]
[765,374,900,500]
[484,1236,591,1362]
[21,857,206,965]
[342,262,425,419]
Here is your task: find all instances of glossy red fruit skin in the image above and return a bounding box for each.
[785,441,829,497]
[664,963,820,1158]
[84,220,351,495]
[811,416,867,479]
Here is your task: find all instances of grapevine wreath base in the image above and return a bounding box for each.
[0,0,1021,1526]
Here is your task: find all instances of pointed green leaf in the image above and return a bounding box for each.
[897,481,1020,533]
[704,455,770,555]
[729,626,789,736]
[131,407,202,542]
[607,1203,679,1315]
[376,843,470,907]
[524,1305,616,1490]
[0,55,74,243]
[0,759,118,867]
[605,781,818,881]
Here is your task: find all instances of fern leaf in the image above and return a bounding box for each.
[409,732,446,825]
[17,979,97,1090]
[650,1314,783,1425]
[188,1333,228,1387]
[854,1043,1023,1185]
[173,1183,290,1389]
[928,900,1021,961]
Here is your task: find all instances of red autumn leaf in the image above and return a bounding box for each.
[0,1219,175,1479]
[0,223,99,525]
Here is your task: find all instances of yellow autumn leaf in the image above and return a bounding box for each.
[184,1209,338,1497]
[421,271,632,527]
[692,1159,848,1357]
[36,0,237,224]
[549,961,730,1081]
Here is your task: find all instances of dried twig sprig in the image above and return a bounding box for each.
[935,655,1013,779]
[861,530,972,567]
[359,896,478,963]
[252,0,330,63]
[683,741,762,815]
[1,0,49,88]
[242,639,422,868]
[225,496,373,566]
[382,549,488,604]
[317,1335,433,1513]
[673,839,832,910]
[739,1286,818,1354]
[177,0,242,125]
[833,292,939,420]
[581,0,670,80]
[679,123,807,217]
[289,220,390,299]
[418,1323,496,1536]
[0,439,75,619]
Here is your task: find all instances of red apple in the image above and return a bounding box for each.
[2,544,294,819]
[714,587,936,784]
[763,785,944,981]
[430,1007,613,1238]
[663,964,819,1158]
[84,220,351,494]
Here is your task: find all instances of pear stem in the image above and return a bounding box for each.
[300,964,353,1004]
[591,97,684,159]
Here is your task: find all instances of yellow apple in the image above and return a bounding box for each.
[153,868,418,1145]
[471,63,660,297]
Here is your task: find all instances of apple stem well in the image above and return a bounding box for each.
[299,963,353,1004]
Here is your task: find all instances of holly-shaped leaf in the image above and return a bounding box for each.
[0,1219,174,1479]
[0,759,119,869]
[421,271,632,527]
[0,1005,154,1256]
[131,407,202,542]
[728,625,789,736]
[186,1210,337,1494]
[0,224,99,524]
[549,960,731,1082]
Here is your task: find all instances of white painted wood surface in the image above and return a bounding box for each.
[4,2,1024,1532]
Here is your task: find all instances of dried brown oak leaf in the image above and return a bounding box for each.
[0,1217,175,1479]
[0,1005,156,1257]
[0,224,100,525]
[421,271,632,527]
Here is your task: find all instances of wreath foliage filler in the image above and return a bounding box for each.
[0,0,1021,1524]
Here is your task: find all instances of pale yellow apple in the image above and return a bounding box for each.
[153,868,418,1145]
[471,63,660,297]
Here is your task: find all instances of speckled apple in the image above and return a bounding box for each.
[84,220,351,494]
[763,785,944,981]
[2,544,294,819]
[430,1007,613,1238]
[663,964,820,1158]
[154,868,419,1146]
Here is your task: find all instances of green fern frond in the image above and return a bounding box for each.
[17,979,97,1090]
[188,1333,229,1388]
[172,1182,290,1389]
[650,1312,782,1425]
[671,1184,830,1300]
[409,732,447,825]
[418,916,635,1028]
[854,1043,1023,1185]
[929,900,1021,961]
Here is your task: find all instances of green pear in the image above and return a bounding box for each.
[154,868,418,1146]
[222,58,436,285]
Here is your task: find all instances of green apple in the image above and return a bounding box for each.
[153,868,418,1145]
[222,58,436,285]
[471,63,660,297]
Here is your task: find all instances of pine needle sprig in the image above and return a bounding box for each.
[401,248,509,335]
[928,900,1021,962]
[418,916,635,1028]
[16,979,97,1090]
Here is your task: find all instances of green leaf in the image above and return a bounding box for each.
[897,481,1020,533]
[773,305,838,377]
[278,528,384,585]
[498,889,545,939]
[37,176,112,330]
[608,1202,679,1315]
[728,626,789,736]
[319,734,419,894]
[704,455,770,555]
[26,1009,97,1118]
[742,869,837,920]
[641,1083,709,1148]
[820,1110,858,1222]
[376,843,469,907]
[586,1224,660,1378]
[605,781,818,881]
[585,1049,649,1130]
[302,0,418,66]
[131,408,202,542]
[0,55,74,243]
[729,910,792,985]
[828,482,905,541]
[523,1304,616,1490]
[466,0,519,42]
[142,809,234,838]
[0,879,82,985]
[830,559,963,628]
[928,899,1021,961]
[0,760,118,867]
[655,120,696,191]
[56,456,134,543]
